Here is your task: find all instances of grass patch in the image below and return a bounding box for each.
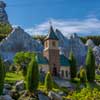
[5,72,24,84]
[96,74,100,81]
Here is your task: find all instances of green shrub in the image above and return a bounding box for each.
[80,68,87,83]
[45,72,53,91]
[26,55,39,94]
[86,48,95,82]
[0,57,5,95]
[14,52,35,78]
[69,51,77,79]
[67,88,100,100]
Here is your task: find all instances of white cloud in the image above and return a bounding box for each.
[25,18,100,36]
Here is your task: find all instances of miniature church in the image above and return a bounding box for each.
[36,25,70,79]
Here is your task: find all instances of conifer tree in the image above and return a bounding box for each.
[26,55,39,94]
[0,57,5,95]
[86,47,95,82]
[69,51,77,79]
[80,67,87,83]
[45,72,53,91]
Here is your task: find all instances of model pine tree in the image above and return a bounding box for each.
[26,55,39,94]
[80,67,87,83]
[86,47,95,82]
[69,51,77,79]
[45,72,53,91]
[0,56,5,95]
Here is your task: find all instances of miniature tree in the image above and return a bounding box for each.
[69,51,77,79]
[80,67,87,83]
[45,72,53,91]
[14,52,35,78]
[86,47,95,82]
[0,56,5,95]
[26,55,39,94]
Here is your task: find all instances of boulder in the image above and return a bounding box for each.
[58,91,66,96]
[48,91,62,100]
[38,92,49,100]
[3,84,12,95]
[10,90,20,100]
[3,88,11,95]
[4,84,12,90]
[96,70,100,75]
[0,95,13,100]
[15,80,25,91]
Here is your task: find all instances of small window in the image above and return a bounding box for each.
[61,70,64,77]
[66,70,68,77]
[52,41,56,47]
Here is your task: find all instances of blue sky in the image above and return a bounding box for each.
[4,0,100,36]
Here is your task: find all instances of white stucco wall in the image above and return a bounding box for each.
[38,64,49,73]
[60,66,70,79]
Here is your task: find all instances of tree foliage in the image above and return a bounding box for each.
[66,88,100,100]
[33,35,46,45]
[86,48,95,82]
[14,52,35,77]
[0,56,5,95]
[26,55,39,93]
[69,51,77,79]
[0,23,12,41]
[45,72,53,91]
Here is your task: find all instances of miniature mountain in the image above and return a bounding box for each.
[55,29,87,65]
[0,26,43,61]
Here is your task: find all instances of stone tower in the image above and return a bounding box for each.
[43,26,60,76]
[0,1,9,23]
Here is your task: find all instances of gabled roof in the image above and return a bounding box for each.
[45,26,58,40]
[36,53,48,65]
[60,55,70,67]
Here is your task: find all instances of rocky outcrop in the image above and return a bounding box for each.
[55,29,87,65]
[85,39,100,65]
[0,1,9,23]
[48,91,62,100]
[0,26,43,61]
[86,39,95,48]
[15,80,25,91]
[93,46,100,65]
[0,95,13,100]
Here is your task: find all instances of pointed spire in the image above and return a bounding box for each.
[44,22,58,41]
[0,1,6,8]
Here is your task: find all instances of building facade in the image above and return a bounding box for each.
[36,26,70,79]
